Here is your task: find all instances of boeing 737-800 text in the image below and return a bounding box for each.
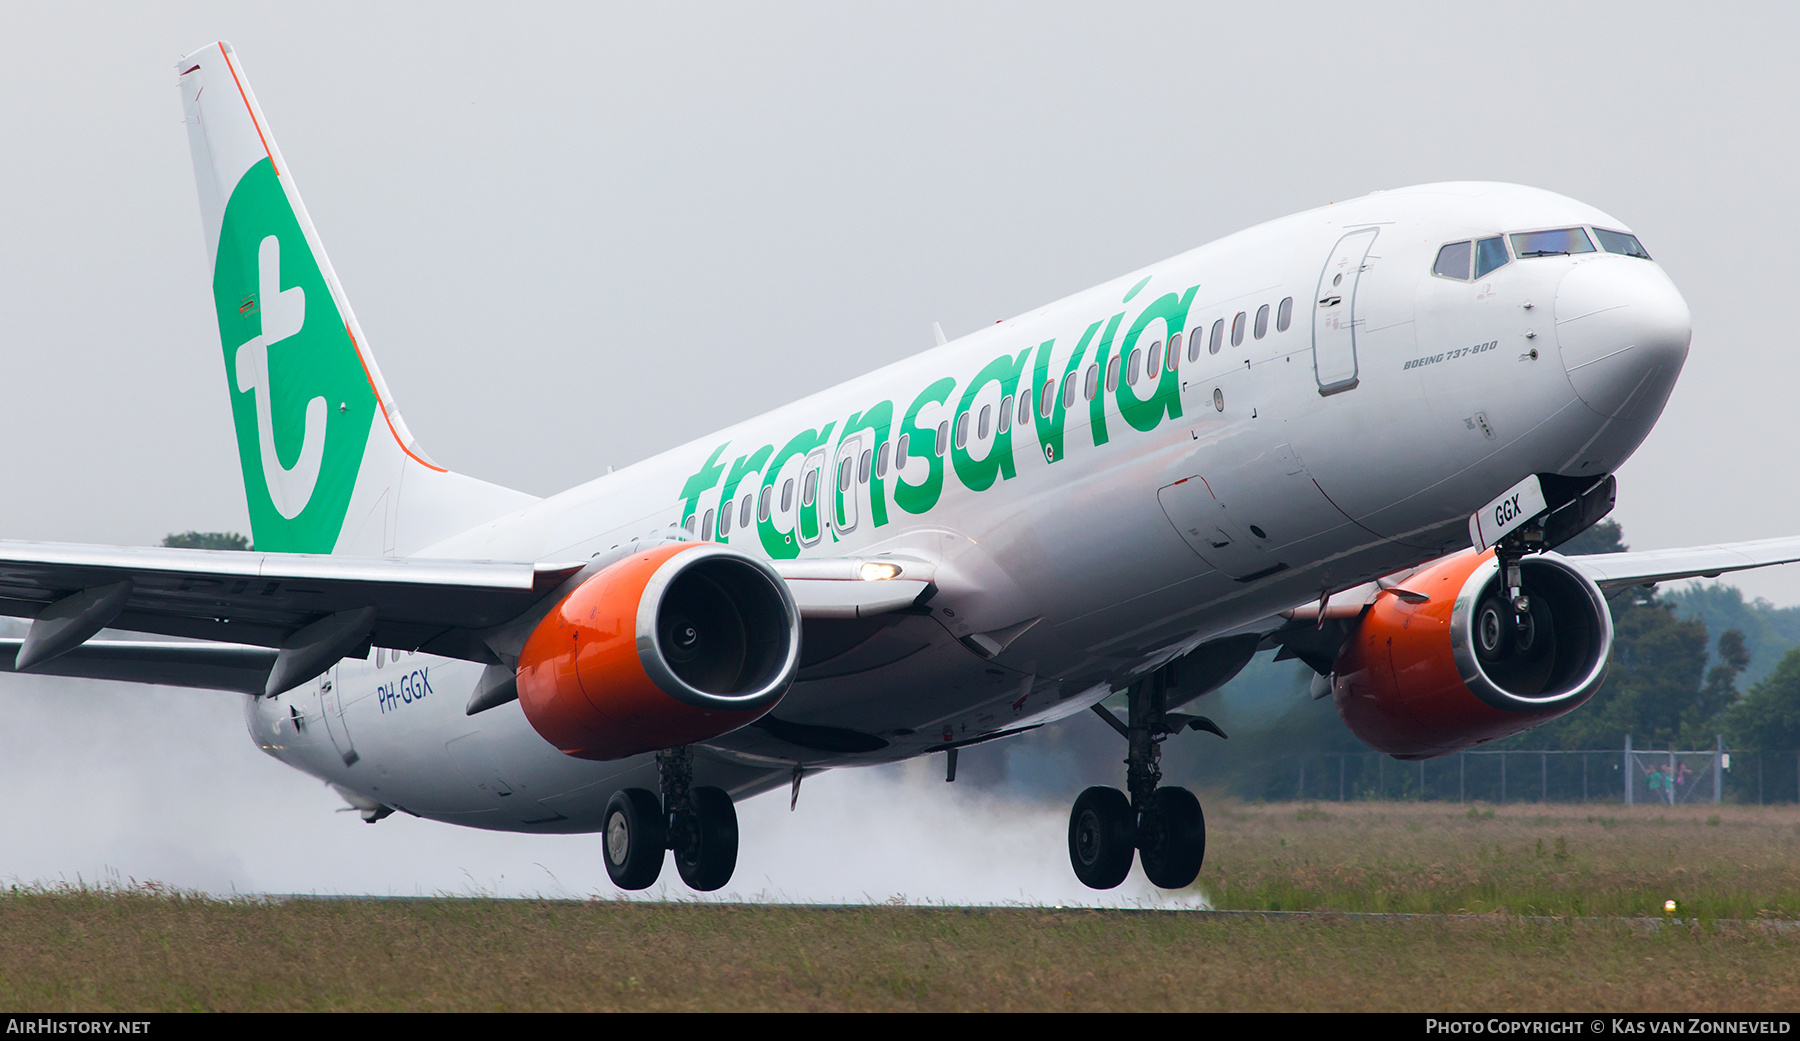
[2,42,1791,892]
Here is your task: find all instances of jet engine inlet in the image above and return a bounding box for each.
[1331,549,1612,759]
[516,543,800,761]
[1451,553,1611,712]
[647,555,794,701]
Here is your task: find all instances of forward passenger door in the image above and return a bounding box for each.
[1313,228,1378,394]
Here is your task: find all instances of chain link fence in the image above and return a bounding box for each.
[1276,740,1800,805]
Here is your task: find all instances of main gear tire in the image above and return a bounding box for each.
[672,785,739,892]
[603,787,667,890]
[1138,786,1205,890]
[1068,786,1135,889]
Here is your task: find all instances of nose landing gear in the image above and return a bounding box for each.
[1070,669,1222,890]
[601,746,741,892]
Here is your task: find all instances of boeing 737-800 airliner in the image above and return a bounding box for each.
[2,42,1794,892]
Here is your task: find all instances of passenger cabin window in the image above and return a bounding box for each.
[1039,380,1056,418]
[1230,312,1246,347]
[781,479,794,512]
[1126,348,1142,386]
[1019,389,1034,425]
[876,442,891,478]
[955,412,969,449]
[703,508,716,539]
[896,433,910,468]
[1187,326,1203,362]
[1511,227,1594,258]
[1169,332,1182,363]
[740,493,753,528]
[758,486,773,522]
[839,458,853,491]
[935,421,949,455]
[1105,354,1121,391]
[1209,319,1224,354]
[1475,236,1509,278]
[1254,305,1270,339]
[717,504,731,536]
[1594,228,1651,259]
[1083,364,1098,400]
[1433,240,1473,280]
[1146,340,1162,373]
[1062,378,1079,409]
[1276,296,1293,332]
[998,396,1012,433]
[858,449,871,484]
[801,473,816,507]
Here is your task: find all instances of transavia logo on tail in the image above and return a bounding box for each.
[236,235,325,518]
[212,159,376,553]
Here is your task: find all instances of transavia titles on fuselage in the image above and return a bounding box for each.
[0,42,1784,893]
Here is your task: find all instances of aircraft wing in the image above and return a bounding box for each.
[0,540,585,663]
[0,639,276,694]
[1559,536,1800,590]
[0,541,937,695]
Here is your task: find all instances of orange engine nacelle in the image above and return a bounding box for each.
[516,542,801,761]
[1332,549,1613,760]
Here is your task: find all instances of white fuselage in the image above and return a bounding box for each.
[246,182,1691,833]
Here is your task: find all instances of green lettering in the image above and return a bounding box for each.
[718,445,774,545]
[1028,323,1100,464]
[952,350,1032,492]
[1116,286,1198,432]
[1087,312,1125,448]
[758,424,834,559]
[679,443,730,526]
[839,402,894,528]
[895,377,956,515]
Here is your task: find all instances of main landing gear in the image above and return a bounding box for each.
[603,746,740,892]
[1071,668,1224,890]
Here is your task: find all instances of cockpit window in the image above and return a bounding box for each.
[1510,227,1595,258]
[1433,240,1472,280]
[1594,228,1651,259]
[1474,236,1508,278]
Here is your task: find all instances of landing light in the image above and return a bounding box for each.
[859,562,902,582]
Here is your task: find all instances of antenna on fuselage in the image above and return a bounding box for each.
[932,322,947,347]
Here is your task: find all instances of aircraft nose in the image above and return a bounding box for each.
[1553,258,1691,418]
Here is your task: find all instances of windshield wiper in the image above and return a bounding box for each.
[1519,249,1569,257]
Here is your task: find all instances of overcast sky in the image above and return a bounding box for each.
[2,3,1797,899]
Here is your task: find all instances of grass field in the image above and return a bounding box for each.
[4,800,1798,1012]
[1201,800,1800,919]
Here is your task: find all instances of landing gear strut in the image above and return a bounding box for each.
[662,747,739,891]
[601,746,740,892]
[1070,668,1220,890]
